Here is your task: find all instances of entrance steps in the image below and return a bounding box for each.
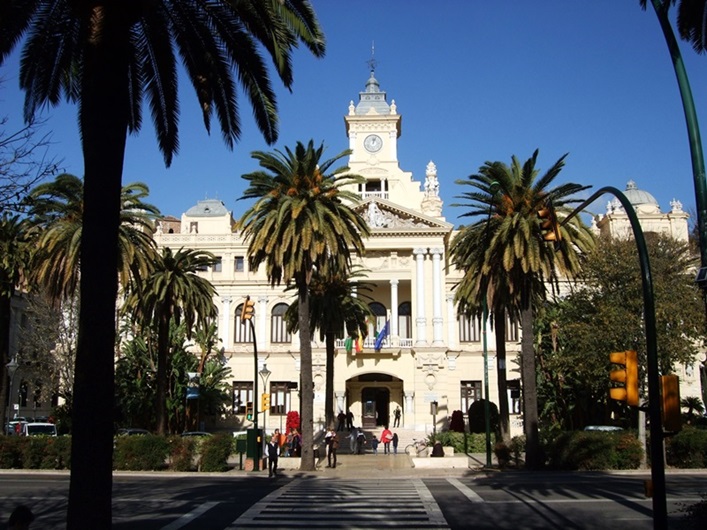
[334,426,428,456]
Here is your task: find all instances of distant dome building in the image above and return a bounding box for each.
[594,180,689,242]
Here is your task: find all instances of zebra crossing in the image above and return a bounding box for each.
[229,477,450,529]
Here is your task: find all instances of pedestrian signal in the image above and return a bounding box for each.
[661,374,681,433]
[609,350,639,406]
[246,403,254,421]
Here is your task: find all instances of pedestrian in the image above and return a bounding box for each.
[392,432,399,455]
[336,410,346,431]
[324,427,334,462]
[345,409,354,431]
[349,426,358,453]
[370,435,379,455]
[393,406,401,428]
[356,430,366,454]
[8,505,34,530]
[327,429,339,468]
[291,428,302,457]
[267,435,280,477]
[381,426,393,454]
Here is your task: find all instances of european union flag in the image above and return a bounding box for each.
[374,320,390,350]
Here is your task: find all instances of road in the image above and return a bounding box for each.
[0,470,704,529]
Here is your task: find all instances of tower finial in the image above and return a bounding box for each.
[366,40,377,73]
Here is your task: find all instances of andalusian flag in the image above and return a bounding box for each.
[344,336,353,354]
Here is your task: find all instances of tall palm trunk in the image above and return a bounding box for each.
[493,308,510,442]
[67,10,130,528]
[298,282,315,471]
[325,331,336,429]
[520,302,541,470]
[0,293,11,431]
[156,311,171,435]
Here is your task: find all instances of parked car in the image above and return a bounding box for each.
[583,425,624,432]
[21,422,58,436]
[181,431,212,437]
[5,418,29,435]
[117,428,150,436]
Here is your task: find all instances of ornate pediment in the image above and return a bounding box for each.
[356,199,453,232]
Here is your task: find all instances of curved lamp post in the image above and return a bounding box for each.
[562,186,665,529]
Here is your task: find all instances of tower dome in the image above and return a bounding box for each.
[609,180,660,214]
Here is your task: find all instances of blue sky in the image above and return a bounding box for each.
[2,1,707,226]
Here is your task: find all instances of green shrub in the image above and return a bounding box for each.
[168,436,197,472]
[113,434,169,471]
[666,427,707,468]
[199,434,233,472]
[467,399,499,436]
[0,437,24,468]
[430,431,490,453]
[547,431,642,470]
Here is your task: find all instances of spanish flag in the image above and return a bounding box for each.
[355,334,364,353]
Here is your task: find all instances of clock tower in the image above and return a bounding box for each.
[344,69,443,217]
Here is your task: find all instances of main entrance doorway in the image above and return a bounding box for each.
[361,387,390,429]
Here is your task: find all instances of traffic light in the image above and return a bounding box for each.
[661,374,682,433]
[538,201,561,242]
[261,393,270,410]
[609,350,639,406]
[241,296,255,323]
[245,402,253,421]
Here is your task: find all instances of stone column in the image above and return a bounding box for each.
[335,391,346,416]
[430,247,444,346]
[404,391,415,429]
[257,296,268,351]
[414,248,427,346]
[221,297,231,347]
[446,293,457,350]
[390,279,399,342]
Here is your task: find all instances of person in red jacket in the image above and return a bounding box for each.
[381,426,393,454]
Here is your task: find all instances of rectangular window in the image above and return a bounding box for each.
[460,380,482,413]
[232,382,253,414]
[270,382,293,416]
[212,257,222,272]
[458,314,481,342]
[234,256,245,272]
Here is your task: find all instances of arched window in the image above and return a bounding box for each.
[368,302,387,338]
[271,303,291,343]
[398,301,412,339]
[234,303,254,344]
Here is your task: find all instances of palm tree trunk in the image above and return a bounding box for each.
[156,312,170,435]
[325,331,336,429]
[298,283,315,471]
[520,303,541,470]
[493,309,510,442]
[67,12,129,528]
[0,293,11,431]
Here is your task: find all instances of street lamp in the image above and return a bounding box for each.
[259,363,271,436]
[5,358,19,433]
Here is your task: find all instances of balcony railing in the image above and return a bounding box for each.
[360,191,389,200]
[334,337,413,350]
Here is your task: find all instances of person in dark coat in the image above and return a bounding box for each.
[267,436,280,477]
[336,410,346,431]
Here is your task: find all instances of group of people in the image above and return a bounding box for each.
[265,427,302,478]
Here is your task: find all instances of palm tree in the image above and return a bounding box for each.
[124,247,218,435]
[680,396,705,423]
[450,150,595,469]
[285,264,375,428]
[0,214,32,431]
[1,3,324,522]
[26,173,159,301]
[238,140,369,471]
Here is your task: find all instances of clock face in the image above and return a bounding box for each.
[364,134,382,153]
